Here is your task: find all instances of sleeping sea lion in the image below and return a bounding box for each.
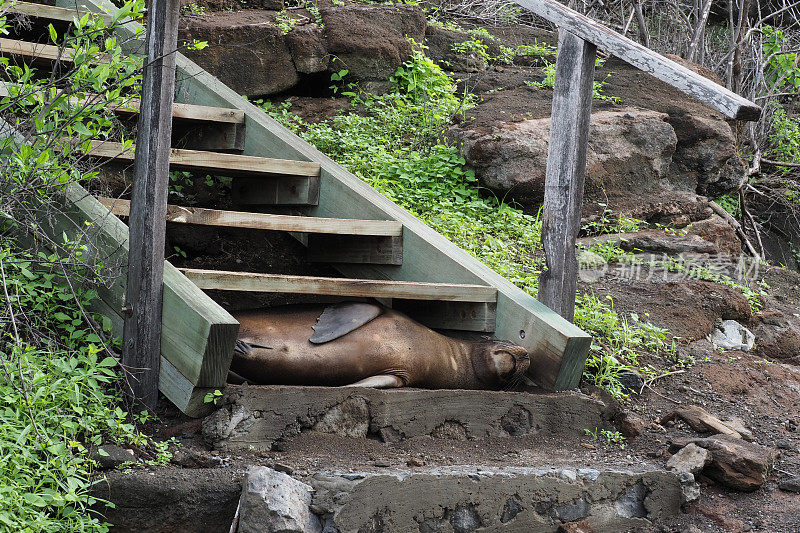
[230,303,530,390]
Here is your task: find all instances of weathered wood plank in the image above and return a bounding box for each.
[120,0,180,409]
[392,300,497,332]
[230,175,319,206]
[85,140,321,178]
[538,31,596,323]
[7,1,111,24]
[0,37,116,64]
[307,234,404,265]
[513,0,761,120]
[180,269,498,302]
[98,197,403,236]
[0,83,245,124]
[88,296,215,417]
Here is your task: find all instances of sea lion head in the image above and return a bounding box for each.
[473,340,530,389]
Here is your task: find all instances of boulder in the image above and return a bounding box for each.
[425,25,486,72]
[666,443,712,475]
[667,112,747,197]
[614,410,647,439]
[285,24,329,74]
[581,275,752,341]
[320,4,427,82]
[684,215,742,256]
[691,435,778,491]
[180,12,298,97]
[237,466,322,533]
[457,107,678,210]
[90,445,135,470]
[711,320,755,352]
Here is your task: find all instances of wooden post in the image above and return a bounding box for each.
[537,30,597,322]
[121,0,180,410]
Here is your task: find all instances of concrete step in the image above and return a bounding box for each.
[202,385,612,452]
[94,465,683,533]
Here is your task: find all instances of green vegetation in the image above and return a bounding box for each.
[180,2,206,15]
[257,45,675,400]
[0,2,174,530]
[584,427,627,448]
[771,106,800,166]
[526,61,621,102]
[763,26,800,92]
[451,38,491,64]
[274,10,302,35]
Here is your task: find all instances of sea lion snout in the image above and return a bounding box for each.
[483,342,530,385]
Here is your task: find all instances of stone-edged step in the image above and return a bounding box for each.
[94,465,683,532]
[180,269,497,304]
[97,197,403,237]
[202,385,605,452]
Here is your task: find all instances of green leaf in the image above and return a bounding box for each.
[98,357,117,368]
[48,24,57,44]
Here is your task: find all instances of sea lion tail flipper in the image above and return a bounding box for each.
[310,302,383,344]
[343,375,404,389]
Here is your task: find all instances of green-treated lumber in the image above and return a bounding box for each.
[49,183,238,414]
[68,0,592,390]
[89,296,216,417]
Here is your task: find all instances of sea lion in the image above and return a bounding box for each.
[230,303,530,390]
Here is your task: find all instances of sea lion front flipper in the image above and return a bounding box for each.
[343,375,404,388]
[310,302,383,344]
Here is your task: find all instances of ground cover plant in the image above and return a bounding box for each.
[0,1,175,530]
[257,43,675,399]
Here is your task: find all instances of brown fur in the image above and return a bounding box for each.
[231,305,530,389]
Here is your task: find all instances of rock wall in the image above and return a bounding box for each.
[180,5,426,97]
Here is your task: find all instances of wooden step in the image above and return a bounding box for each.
[180,269,497,302]
[85,141,318,177]
[7,2,112,24]
[98,197,403,237]
[0,37,116,64]
[0,82,243,125]
[0,82,246,152]
[84,141,320,205]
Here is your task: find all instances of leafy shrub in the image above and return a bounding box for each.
[770,106,800,165]
[763,26,800,92]
[0,1,172,530]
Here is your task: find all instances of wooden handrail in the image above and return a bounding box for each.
[513,0,761,121]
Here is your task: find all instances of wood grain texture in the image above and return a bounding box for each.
[307,234,404,265]
[180,269,498,302]
[538,31,596,323]
[0,83,244,124]
[0,37,113,64]
[85,140,321,178]
[98,197,403,236]
[72,0,593,391]
[121,0,181,409]
[513,0,760,120]
[392,300,497,332]
[48,184,238,411]
[7,1,111,23]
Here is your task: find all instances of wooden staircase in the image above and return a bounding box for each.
[4,0,591,416]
